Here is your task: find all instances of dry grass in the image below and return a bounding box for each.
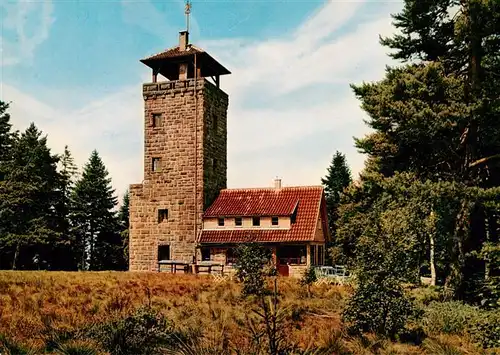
[0,271,492,354]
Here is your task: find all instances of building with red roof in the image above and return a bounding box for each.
[128,27,331,277]
[198,179,331,277]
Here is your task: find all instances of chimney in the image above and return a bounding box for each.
[274,177,282,189]
[179,31,189,51]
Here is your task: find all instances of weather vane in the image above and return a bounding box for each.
[185,0,192,33]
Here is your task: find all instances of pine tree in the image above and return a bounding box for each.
[71,150,122,270]
[347,0,500,298]
[0,123,61,270]
[321,151,352,264]
[0,101,16,269]
[118,190,130,270]
[0,101,15,179]
[52,146,79,270]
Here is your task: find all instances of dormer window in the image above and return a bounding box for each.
[252,217,260,226]
[218,217,224,226]
[235,217,242,226]
[272,217,279,226]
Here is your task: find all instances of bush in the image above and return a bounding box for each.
[342,275,416,339]
[234,243,273,297]
[0,334,37,355]
[468,311,500,349]
[421,301,500,349]
[421,301,481,335]
[88,306,177,355]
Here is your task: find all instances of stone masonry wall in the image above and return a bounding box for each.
[203,82,228,210]
[129,78,229,271]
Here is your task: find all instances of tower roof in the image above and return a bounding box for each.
[140,36,231,81]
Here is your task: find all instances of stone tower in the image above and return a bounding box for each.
[128,30,231,271]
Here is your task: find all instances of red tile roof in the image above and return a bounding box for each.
[199,186,329,243]
[141,45,204,61]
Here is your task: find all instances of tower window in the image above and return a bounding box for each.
[235,217,242,226]
[272,217,279,226]
[158,245,170,261]
[252,217,260,226]
[213,115,218,133]
[158,209,168,222]
[152,158,161,172]
[152,113,163,127]
[218,217,224,226]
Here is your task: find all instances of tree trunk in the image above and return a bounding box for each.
[12,241,20,270]
[484,211,491,281]
[430,233,437,286]
[429,210,437,286]
[445,202,468,299]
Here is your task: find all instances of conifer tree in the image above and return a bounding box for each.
[321,151,352,233]
[52,145,79,270]
[71,150,122,270]
[0,123,61,270]
[321,151,352,265]
[0,101,16,269]
[118,190,130,269]
[0,101,15,179]
[344,0,500,299]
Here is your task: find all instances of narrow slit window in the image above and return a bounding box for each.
[213,115,218,133]
[152,113,163,127]
[152,158,161,172]
[158,209,168,223]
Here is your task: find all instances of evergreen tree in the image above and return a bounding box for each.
[0,123,61,270]
[52,146,79,270]
[118,190,130,270]
[0,101,16,269]
[0,101,15,180]
[321,151,352,265]
[351,0,500,299]
[71,150,122,270]
[321,151,352,233]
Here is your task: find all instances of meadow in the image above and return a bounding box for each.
[0,271,497,354]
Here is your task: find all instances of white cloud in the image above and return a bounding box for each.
[0,0,55,66]
[2,0,404,197]
[121,0,200,46]
[3,84,143,202]
[199,0,404,187]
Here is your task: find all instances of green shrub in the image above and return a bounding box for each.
[342,276,416,339]
[234,243,273,297]
[421,301,481,335]
[468,311,500,349]
[0,334,37,355]
[88,306,177,355]
[421,301,500,349]
[300,267,317,298]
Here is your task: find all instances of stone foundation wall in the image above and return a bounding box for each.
[129,79,228,271]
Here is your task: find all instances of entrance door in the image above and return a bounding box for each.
[276,259,289,276]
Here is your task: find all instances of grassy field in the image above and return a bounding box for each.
[0,271,496,354]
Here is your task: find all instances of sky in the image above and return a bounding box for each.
[0,0,404,201]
